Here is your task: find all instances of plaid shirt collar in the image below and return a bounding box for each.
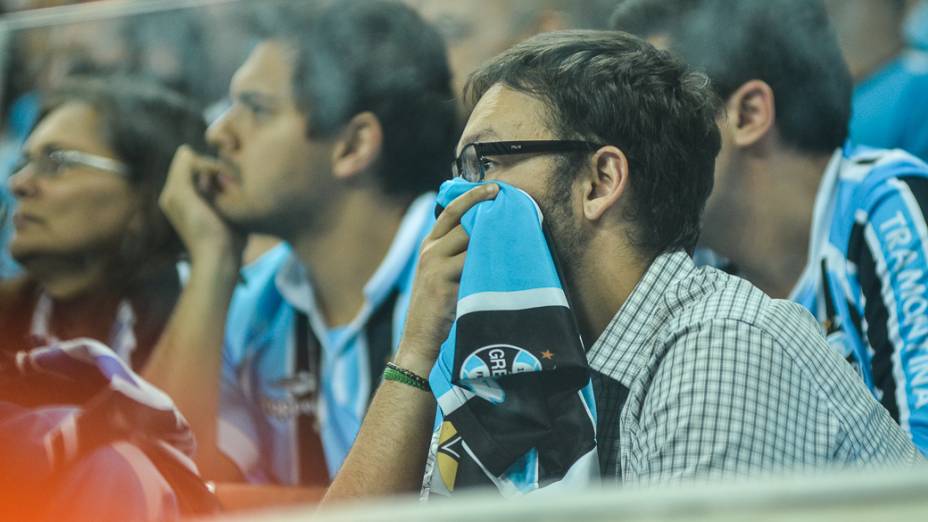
[586,249,695,386]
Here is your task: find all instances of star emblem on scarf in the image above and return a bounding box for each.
[540,350,554,360]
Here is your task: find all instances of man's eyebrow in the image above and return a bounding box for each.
[236,91,279,108]
[456,129,500,153]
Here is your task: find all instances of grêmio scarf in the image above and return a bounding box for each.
[421,179,598,499]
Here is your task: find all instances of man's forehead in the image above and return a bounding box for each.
[457,84,550,151]
[230,41,295,100]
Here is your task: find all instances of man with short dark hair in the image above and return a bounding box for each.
[612,0,928,455]
[323,30,920,501]
[143,0,458,501]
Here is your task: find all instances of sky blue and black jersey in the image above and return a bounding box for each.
[792,146,928,456]
[217,194,435,485]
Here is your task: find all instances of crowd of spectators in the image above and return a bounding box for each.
[0,0,926,520]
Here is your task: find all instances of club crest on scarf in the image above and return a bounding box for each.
[460,345,542,403]
[421,179,599,499]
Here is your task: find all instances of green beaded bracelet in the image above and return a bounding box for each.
[384,362,431,391]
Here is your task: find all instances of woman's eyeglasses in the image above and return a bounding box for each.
[12,149,129,178]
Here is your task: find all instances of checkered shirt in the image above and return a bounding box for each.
[588,250,923,483]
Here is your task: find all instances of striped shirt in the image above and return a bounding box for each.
[590,250,921,483]
[217,193,434,485]
[791,146,928,455]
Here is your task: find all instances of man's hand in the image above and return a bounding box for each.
[144,146,249,480]
[395,183,499,377]
[323,183,499,502]
[159,145,245,265]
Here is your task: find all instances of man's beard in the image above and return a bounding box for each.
[216,193,323,240]
[538,175,589,281]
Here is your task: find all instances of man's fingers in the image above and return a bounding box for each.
[196,170,212,194]
[193,155,227,177]
[431,184,499,239]
[164,146,223,200]
[431,225,469,257]
[168,146,222,182]
[446,251,466,282]
[168,145,197,180]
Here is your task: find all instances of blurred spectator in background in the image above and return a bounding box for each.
[411,0,568,103]
[143,0,457,509]
[410,0,617,110]
[0,1,247,276]
[613,0,928,455]
[0,76,206,405]
[121,9,214,110]
[827,0,928,161]
[907,0,928,48]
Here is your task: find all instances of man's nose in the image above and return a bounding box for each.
[206,107,240,154]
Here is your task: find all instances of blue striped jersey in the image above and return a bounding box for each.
[791,146,928,455]
[216,193,435,485]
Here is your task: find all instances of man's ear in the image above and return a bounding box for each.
[724,79,776,149]
[331,111,383,180]
[581,145,630,222]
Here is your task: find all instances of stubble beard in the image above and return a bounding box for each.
[538,177,589,288]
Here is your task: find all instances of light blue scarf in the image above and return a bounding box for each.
[421,179,599,498]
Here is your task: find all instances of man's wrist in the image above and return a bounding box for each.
[384,363,431,391]
[392,346,436,380]
[189,250,242,287]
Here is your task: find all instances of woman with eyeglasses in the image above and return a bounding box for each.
[0,77,219,522]
[0,76,207,405]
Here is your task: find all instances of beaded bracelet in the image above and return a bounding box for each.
[383,362,431,391]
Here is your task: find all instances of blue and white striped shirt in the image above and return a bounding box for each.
[216,193,435,484]
[791,146,928,455]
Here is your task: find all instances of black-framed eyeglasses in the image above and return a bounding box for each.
[452,140,603,182]
[12,149,129,179]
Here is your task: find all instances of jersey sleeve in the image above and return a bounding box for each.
[852,174,928,456]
